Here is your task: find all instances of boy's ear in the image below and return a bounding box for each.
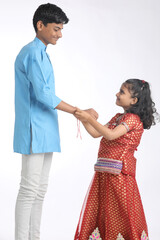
[36,21,44,32]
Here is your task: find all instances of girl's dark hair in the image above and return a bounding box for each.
[124,79,158,129]
[33,3,69,32]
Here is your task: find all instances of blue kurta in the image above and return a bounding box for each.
[14,37,62,154]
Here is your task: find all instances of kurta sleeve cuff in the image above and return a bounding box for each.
[53,97,61,109]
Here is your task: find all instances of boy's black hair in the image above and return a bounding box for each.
[33,3,69,32]
[124,79,159,129]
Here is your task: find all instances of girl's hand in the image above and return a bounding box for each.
[74,108,91,122]
[84,108,99,120]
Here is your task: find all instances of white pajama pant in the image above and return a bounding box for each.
[15,152,53,240]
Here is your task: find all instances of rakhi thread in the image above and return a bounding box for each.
[77,119,82,139]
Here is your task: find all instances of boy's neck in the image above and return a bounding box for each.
[36,34,48,47]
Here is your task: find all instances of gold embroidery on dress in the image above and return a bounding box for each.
[88,229,148,240]
[116,233,125,240]
[89,228,102,240]
[141,230,149,240]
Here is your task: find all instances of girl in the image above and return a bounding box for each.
[74,79,158,240]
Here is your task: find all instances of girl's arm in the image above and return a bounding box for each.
[75,109,127,140]
[81,121,103,138]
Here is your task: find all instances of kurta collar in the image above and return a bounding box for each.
[34,37,47,51]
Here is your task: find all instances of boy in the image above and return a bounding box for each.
[14,3,98,240]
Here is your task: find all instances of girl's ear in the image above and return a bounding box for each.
[131,97,138,105]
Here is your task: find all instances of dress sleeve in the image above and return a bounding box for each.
[120,113,138,132]
[107,113,121,126]
[26,51,61,110]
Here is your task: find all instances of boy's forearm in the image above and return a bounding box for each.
[55,101,76,114]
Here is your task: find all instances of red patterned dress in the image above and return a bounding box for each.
[74,113,148,240]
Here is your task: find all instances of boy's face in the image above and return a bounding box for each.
[36,21,63,46]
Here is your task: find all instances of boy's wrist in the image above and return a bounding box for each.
[72,107,77,114]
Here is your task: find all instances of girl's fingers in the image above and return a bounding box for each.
[75,107,82,113]
[75,112,81,116]
[75,111,83,116]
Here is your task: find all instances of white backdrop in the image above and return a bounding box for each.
[0,0,160,239]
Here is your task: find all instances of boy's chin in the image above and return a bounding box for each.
[52,39,59,45]
[50,42,57,45]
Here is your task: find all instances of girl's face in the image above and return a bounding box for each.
[116,84,137,111]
